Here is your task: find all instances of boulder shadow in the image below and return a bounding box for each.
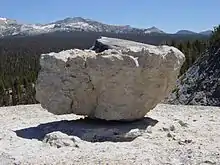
[15,117,158,143]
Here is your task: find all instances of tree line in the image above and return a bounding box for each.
[165,39,208,75]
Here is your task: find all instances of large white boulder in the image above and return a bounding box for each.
[35,37,185,121]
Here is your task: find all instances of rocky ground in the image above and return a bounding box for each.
[0,104,220,165]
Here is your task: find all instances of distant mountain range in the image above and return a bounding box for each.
[176,30,212,35]
[0,17,213,37]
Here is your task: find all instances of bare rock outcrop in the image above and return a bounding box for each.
[36,37,185,121]
[166,48,220,106]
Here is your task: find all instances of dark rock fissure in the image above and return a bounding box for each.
[91,39,110,53]
[83,59,98,118]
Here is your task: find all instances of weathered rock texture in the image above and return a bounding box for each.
[166,48,220,106]
[36,37,185,121]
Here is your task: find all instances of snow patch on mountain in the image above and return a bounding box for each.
[0,17,213,37]
[41,24,56,29]
[0,18,8,25]
[0,17,167,37]
[0,17,7,21]
[64,22,95,29]
[144,26,164,34]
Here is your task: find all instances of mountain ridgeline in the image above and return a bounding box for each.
[0,17,164,37]
[0,19,218,107]
[0,17,212,37]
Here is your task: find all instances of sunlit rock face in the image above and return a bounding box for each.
[36,37,185,121]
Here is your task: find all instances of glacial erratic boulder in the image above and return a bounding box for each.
[35,37,185,121]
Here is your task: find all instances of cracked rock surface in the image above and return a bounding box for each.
[36,37,185,121]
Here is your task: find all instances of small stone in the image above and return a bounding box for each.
[162,127,169,132]
[185,139,192,144]
[170,125,175,131]
[203,160,216,165]
[178,120,188,127]
[178,141,184,145]
[178,139,192,145]
[187,149,192,154]
[172,137,176,141]
[146,126,152,134]
[167,133,173,138]
[43,131,78,148]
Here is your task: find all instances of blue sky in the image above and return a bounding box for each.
[0,0,219,33]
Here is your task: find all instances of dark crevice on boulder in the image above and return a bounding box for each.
[91,39,110,53]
